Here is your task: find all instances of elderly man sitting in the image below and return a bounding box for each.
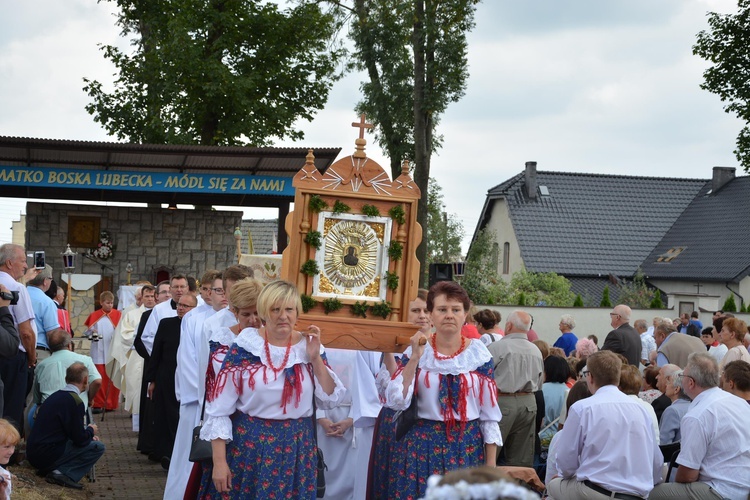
[650,352,750,500]
[27,362,105,489]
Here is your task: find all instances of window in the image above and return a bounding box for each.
[492,243,499,270]
[503,242,510,275]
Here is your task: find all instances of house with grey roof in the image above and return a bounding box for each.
[239,219,278,255]
[472,162,749,312]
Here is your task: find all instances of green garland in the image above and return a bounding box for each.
[351,301,369,318]
[300,259,319,276]
[301,294,317,313]
[304,230,322,249]
[361,204,380,217]
[322,297,343,314]
[371,301,392,319]
[388,205,406,225]
[388,241,403,261]
[309,194,328,213]
[332,200,351,214]
[385,271,399,291]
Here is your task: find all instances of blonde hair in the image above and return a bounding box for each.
[228,278,264,311]
[256,280,302,322]
[0,419,20,447]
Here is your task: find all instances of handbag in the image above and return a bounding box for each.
[189,395,213,463]
[393,373,419,441]
[312,376,327,498]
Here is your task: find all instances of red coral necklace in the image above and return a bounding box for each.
[264,333,292,375]
[431,333,466,360]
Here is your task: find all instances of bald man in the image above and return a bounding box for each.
[601,304,641,366]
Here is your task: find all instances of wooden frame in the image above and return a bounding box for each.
[67,216,101,247]
[282,121,423,352]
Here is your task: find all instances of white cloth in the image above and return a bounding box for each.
[554,385,662,498]
[351,350,381,500]
[628,394,659,445]
[316,348,356,500]
[640,332,657,361]
[0,466,11,500]
[385,340,502,446]
[196,308,236,402]
[707,343,728,364]
[0,270,35,350]
[88,314,116,365]
[201,329,346,442]
[677,387,750,499]
[107,305,146,391]
[174,305,216,404]
[140,299,177,355]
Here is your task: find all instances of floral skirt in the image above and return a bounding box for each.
[387,419,483,500]
[198,414,317,500]
[367,407,396,500]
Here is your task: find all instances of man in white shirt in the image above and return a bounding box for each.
[635,319,656,366]
[0,244,36,433]
[549,350,662,499]
[140,275,190,356]
[650,352,750,500]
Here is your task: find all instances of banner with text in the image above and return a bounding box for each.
[0,165,294,196]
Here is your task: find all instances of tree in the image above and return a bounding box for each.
[424,178,464,285]
[694,2,750,172]
[649,290,664,309]
[600,285,612,308]
[505,269,575,307]
[722,294,738,312]
[83,0,345,146]
[346,0,480,279]
[617,269,655,309]
[573,294,584,307]
[462,228,504,305]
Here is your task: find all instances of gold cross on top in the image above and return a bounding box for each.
[351,113,373,139]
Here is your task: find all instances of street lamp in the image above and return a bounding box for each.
[125,262,133,285]
[61,244,77,313]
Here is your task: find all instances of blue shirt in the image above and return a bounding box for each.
[27,286,60,349]
[553,332,578,356]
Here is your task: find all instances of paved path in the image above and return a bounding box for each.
[86,407,167,499]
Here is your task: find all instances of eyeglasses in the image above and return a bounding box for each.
[580,368,590,377]
[609,313,620,318]
[211,287,225,295]
[677,373,694,383]
[177,302,196,309]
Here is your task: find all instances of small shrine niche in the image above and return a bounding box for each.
[281,115,423,352]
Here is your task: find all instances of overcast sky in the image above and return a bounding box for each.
[0,0,743,253]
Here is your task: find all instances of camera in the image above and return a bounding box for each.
[0,290,19,305]
[34,251,45,270]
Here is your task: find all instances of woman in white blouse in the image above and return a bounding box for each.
[385,281,502,499]
[718,317,750,371]
[199,280,344,499]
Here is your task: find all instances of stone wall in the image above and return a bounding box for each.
[25,202,243,331]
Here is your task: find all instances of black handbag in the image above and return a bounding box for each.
[189,395,213,463]
[393,373,419,441]
[312,377,327,498]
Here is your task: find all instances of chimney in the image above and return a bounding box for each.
[711,166,735,194]
[525,161,538,200]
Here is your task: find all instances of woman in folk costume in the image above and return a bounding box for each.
[367,289,431,500]
[84,290,121,411]
[384,281,501,499]
[199,280,345,499]
[184,278,264,499]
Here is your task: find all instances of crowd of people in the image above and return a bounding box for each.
[0,240,749,498]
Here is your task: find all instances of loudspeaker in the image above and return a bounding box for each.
[428,263,453,287]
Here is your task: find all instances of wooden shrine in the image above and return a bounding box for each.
[282,115,423,352]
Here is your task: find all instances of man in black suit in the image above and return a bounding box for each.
[601,304,641,366]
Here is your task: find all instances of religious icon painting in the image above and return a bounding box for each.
[312,212,392,302]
